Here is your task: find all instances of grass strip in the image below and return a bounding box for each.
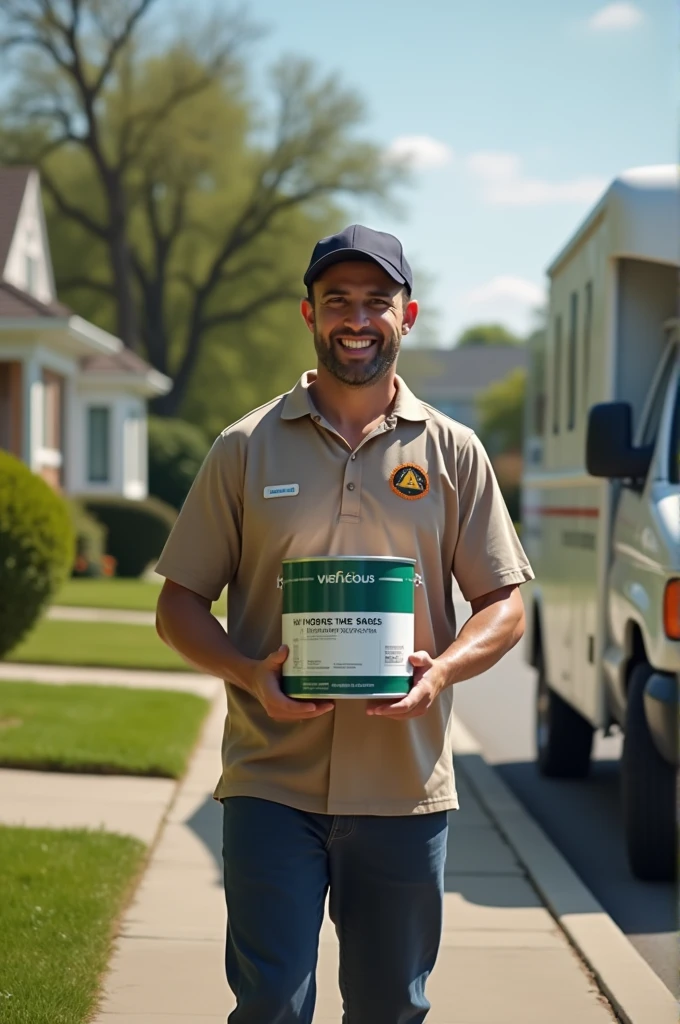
[0,682,210,777]
[0,825,145,1024]
[55,578,162,612]
[5,620,192,672]
[54,578,226,615]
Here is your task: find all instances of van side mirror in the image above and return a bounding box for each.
[586,403,653,480]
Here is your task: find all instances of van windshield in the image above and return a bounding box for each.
[671,379,680,485]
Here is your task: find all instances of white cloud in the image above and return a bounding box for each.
[466,150,608,206]
[385,135,454,170]
[463,276,547,335]
[466,151,521,181]
[587,2,644,31]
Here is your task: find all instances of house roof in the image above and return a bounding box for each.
[0,167,32,274]
[0,278,71,318]
[81,347,162,377]
[398,344,528,398]
[80,347,173,396]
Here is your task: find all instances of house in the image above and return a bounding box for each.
[397,344,528,434]
[0,167,171,498]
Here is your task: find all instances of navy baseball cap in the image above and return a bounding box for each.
[304,224,413,293]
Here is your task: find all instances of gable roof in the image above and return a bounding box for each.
[81,347,162,377]
[80,346,172,396]
[0,278,71,319]
[0,167,32,275]
[397,344,528,399]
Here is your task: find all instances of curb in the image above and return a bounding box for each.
[451,717,678,1024]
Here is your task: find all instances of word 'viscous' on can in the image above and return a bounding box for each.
[280,556,417,699]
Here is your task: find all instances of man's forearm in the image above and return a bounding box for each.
[156,584,253,688]
[437,587,525,689]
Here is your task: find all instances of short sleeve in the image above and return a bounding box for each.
[452,433,534,603]
[154,431,243,601]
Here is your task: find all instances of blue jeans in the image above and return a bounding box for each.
[222,797,448,1024]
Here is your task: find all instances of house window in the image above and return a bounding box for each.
[42,370,63,451]
[583,281,593,404]
[552,315,562,435]
[124,410,143,484]
[567,292,578,431]
[87,407,110,483]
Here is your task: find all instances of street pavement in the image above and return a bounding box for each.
[450,594,678,997]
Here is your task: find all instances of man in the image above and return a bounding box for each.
[155,225,534,1023]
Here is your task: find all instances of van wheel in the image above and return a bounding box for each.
[535,649,593,777]
[622,663,676,882]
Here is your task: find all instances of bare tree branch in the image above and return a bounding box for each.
[58,275,114,295]
[199,288,300,331]
[91,0,156,98]
[40,169,109,240]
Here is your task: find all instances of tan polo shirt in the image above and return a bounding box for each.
[155,371,534,815]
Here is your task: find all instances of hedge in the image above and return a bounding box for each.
[81,495,177,578]
[67,499,109,577]
[0,452,74,658]
[148,415,209,510]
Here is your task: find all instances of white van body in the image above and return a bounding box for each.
[521,165,679,881]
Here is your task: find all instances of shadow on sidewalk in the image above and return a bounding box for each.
[185,794,224,874]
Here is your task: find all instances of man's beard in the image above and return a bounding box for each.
[313,327,400,387]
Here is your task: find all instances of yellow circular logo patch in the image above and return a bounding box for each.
[390,463,429,500]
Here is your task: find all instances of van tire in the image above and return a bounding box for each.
[535,649,593,777]
[622,663,676,882]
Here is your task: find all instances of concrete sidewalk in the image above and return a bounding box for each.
[0,661,220,697]
[46,605,228,628]
[92,692,618,1024]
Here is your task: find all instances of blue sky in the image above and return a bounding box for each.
[201,0,677,343]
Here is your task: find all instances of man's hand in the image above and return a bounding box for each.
[366,652,447,719]
[242,645,335,722]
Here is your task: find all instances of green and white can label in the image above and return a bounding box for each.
[280,556,417,699]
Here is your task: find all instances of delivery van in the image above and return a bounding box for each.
[521,165,679,882]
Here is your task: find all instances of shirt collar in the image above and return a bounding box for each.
[280,371,429,423]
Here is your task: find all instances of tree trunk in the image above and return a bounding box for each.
[151,316,205,417]
[107,184,140,351]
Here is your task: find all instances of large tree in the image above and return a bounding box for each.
[0,0,403,416]
[476,368,526,456]
[455,323,524,348]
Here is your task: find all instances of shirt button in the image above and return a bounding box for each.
[350,454,356,460]
[346,482,355,491]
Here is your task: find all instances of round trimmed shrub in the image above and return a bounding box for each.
[0,452,75,658]
[82,495,177,578]
[148,416,209,510]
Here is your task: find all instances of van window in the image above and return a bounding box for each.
[670,380,679,484]
[641,354,675,449]
[583,281,593,403]
[567,292,578,430]
[552,315,562,434]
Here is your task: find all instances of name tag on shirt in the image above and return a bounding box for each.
[264,484,300,499]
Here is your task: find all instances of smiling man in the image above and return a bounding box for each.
[155,225,535,1023]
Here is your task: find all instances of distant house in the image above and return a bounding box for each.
[397,344,528,433]
[0,167,171,497]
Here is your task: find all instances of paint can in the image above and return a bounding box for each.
[279,556,418,699]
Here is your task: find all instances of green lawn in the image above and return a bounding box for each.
[0,682,210,777]
[0,826,145,1024]
[55,577,162,611]
[54,577,226,615]
[5,620,193,672]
